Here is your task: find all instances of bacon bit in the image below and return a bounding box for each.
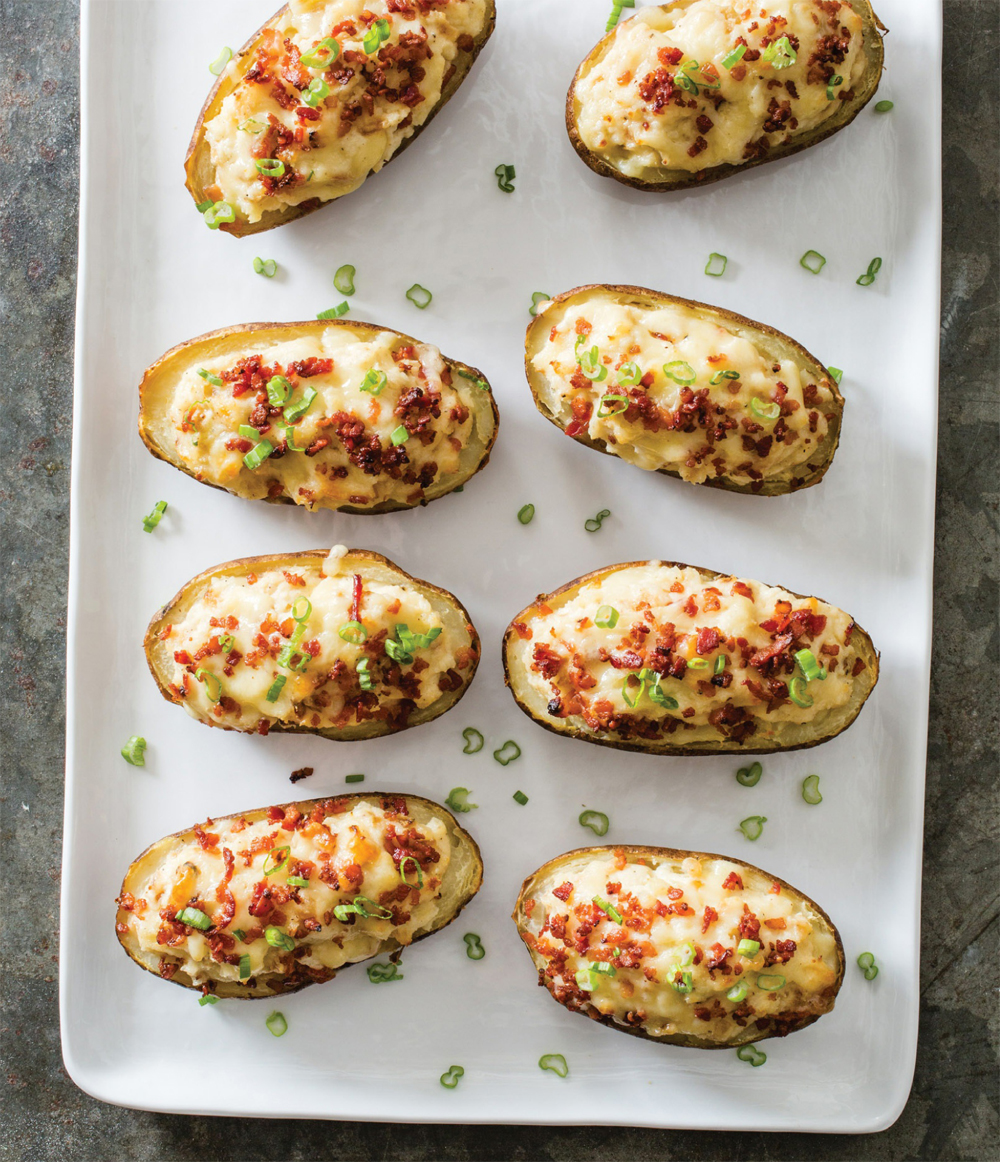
[350,573,363,622]
[553,882,574,902]
[194,824,219,851]
[513,621,532,641]
[667,887,684,900]
[701,905,718,933]
[764,918,787,930]
[157,625,173,641]
[290,766,314,784]
[722,871,744,891]
[851,657,867,676]
[613,849,627,871]
[247,573,258,585]
[769,882,782,894]
[524,898,536,917]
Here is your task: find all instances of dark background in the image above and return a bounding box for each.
[1,1,996,1159]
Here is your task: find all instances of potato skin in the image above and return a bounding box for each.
[512,844,845,1048]
[138,319,499,515]
[117,792,484,998]
[145,549,480,742]
[566,0,886,193]
[185,2,497,236]
[524,284,843,496]
[502,559,879,756]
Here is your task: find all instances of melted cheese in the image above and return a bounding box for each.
[532,297,836,487]
[164,555,469,732]
[524,853,839,1043]
[521,564,861,745]
[123,800,450,986]
[169,329,474,511]
[205,0,489,222]
[575,0,867,175]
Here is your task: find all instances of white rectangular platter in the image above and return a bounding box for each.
[62,0,941,1132]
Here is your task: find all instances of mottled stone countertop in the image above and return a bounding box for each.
[1,2,996,1159]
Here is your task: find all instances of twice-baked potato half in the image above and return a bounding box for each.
[139,320,498,515]
[503,560,878,755]
[567,0,885,192]
[186,0,496,235]
[526,285,842,495]
[116,792,483,998]
[513,845,844,1048]
[146,546,480,740]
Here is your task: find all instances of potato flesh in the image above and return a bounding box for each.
[520,852,840,1044]
[574,1,866,177]
[532,296,836,486]
[204,0,490,223]
[120,799,450,987]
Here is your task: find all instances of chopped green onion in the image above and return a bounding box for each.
[669,968,694,993]
[756,973,786,991]
[356,657,374,691]
[577,345,608,382]
[195,199,214,212]
[238,425,260,441]
[593,896,623,924]
[283,387,318,423]
[727,981,748,1003]
[828,366,844,384]
[800,250,827,274]
[591,961,617,978]
[142,500,168,533]
[595,605,619,629]
[243,440,274,471]
[253,256,277,278]
[209,46,232,75]
[197,368,223,386]
[795,649,825,681]
[788,676,814,708]
[440,1065,464,1089]
[714,655,726,675]
[121,735,147,766]
[750,398,780,421]
[617,361,642,386]
[722,43,747,68]
[463,933,485,960]
[801,774,823,805]
[239,954,251,980]
[254,158,285,177]
[677,941,696,967]
[495,163,515,192]
[358,369,387,397]
[199,994,218,1006]
[176,907,212,930]
[338,621,367,644]
[265,1011,287,1038]
[399,857,423,888]
[301,37,340,68]
[736,1044,766,1066]
[367,961,404,983]
[232,929,246,942]
[710,369,740,384]
[493,740,521,766]
[238,119,265,134]
[263,845,291,876]
[390,425,409,446]
[738,815,767,841]
[291,597,311,622]
[265,674,286,702]
[857,256,883,286]
[202,201,235,229]
[857,951,879,980]
[687,657,709,670]
[705,252,728,277]
[663,360,696,384]
[385,637,413,665]
[597,393,628,417]
[406,283,432,309]
[333,264,356,296]
[737,938,760,958]
[579,809,609,836]
[529,291,551,316]
[195,667,222,703]
[317,302,349,320]
[646,674,679,709]
[735,761,763,787]
[516,503,535,525]
[461,727,484,754]
[345,773,365,783]
[445,787,477,813]
[575,967,599,991]
[303,76,330,107]
[584,508,610,533]
[265,375,290,406]
[512,790,529,805]
[874,100,894,112]
[762,35,796,68]
[826,74,843,101]
[334,895,392,922]
[538,1053,569,1077]
[362,18,390,54]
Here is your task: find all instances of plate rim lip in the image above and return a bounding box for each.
[58,0,941,1133]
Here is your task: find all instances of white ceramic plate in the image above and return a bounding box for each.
[62,0,941,1131]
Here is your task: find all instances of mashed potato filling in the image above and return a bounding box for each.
[574,0,867,176]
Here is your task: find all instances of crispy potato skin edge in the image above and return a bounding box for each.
[137,318,499,515]
[512,844,845,1048]
[502,558,879,756]
[184,2,497,236]
[565,0,886,193]
[117,792,484,998]
[523,284,844,496]
[144,549,481,742]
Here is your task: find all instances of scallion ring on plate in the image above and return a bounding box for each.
[802,774,823,805]
[439,1065,464,1089]
[538,1053,569,1077]
[705,252,728,277]
[142,500,168,533]
[738,815,767,841]
[461,727,484,754]
[584,508,610,533]
[512,790,529,805]
[828,366,844,384]
[736,1044,766,1067]
[736,761,763,787]
[444,787,477,813]
[334,264,356,295]
[316,302,349,320]
[579,810,609,836]
[406,283,432,309]
[463,933,485,960]
[800,249,826,274]
[517,504,535,525]
[857,951,879,980]
[203,201,235,230]
[121,735,147,766]
[265,1011,287,1037]
[345,773,365,783]
[493,740,521,766]
[367,961,404,983]
[857,256,883,286]
[198,994,218,1006]
[208,46,232,75]
[495,163,515,192]
[874,100,894,112]
[253,257,277,278]
[529,291,551,316]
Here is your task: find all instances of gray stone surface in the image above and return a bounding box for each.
[1,0,996,1158]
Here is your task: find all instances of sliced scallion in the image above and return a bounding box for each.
[262,846,291,876]
[874,100,894,113]
[663,360,696,384]
[142,500,168,533]
[265,674,286,702]
[239,954,251,980]
[788,676,814,708]
[345,773,365,783]
[617,361,642,386]
[197,368,223,386]
[597,394,628,417]
[463,933,485,960]
[254,158,285,177]
[303,76,330,107]
[390,425,409,446]
[828,366,844,384]
[301,37,340,69]
[593,896,623,924]
[367,961,404,983]
[517,503,535,524]
[801,774,823,805]
[334,264,356,295]
[529,291,551,316]
[209,46,233,75]
[493,740,521,766]
[856,256,883,287]
[595,605,619,629]
[722,44,747,68]
[199,994,218,1006]
[800,250,827,274]
[584,508,610,533]
[736,1044,766,1066]
[826,74,843,101]
[512,790,529,805]
[857,951,879,980]
[253,257,277,278]
[705,252,728,277]
[195,667,222,703]
[756,973,786,991]
[710,369,740,385]
[338,621,367,644]
[405,283,432,309]
[317,302,349,320]
[440,1065,464,1089]
[356,657,374,691]
[727,981,748,1003]
[579,810,609,836]
[538,1053,569,1077]
[735,761,763,787]
[265,1011,288,1037]
[121,735,147,766]
[359,369,387,396]
[495,163,515,192]
[738,815,767,841]
[750,398,780,421]
[737,938,760,957]
[445,787,477,813]
[243,440,274,471]
[461,727,484,754]
[283,387,317,423]
[266,375,291,406]
[176,907,211,930]
[762,35,796,68]
[202,201,235,230]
